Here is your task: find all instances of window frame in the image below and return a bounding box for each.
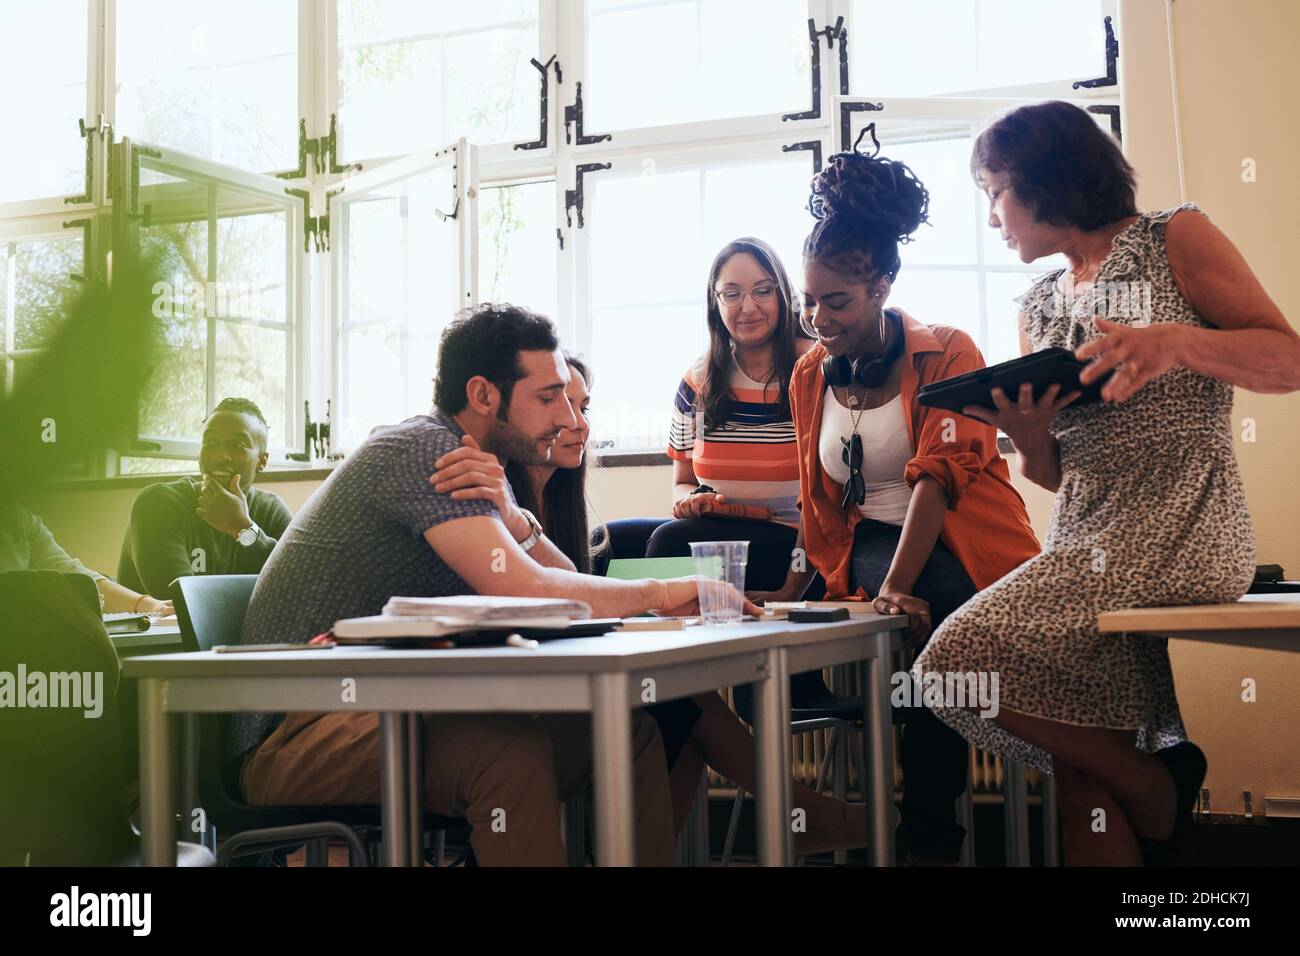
[111,137,308,465]
[0,0,1130,468]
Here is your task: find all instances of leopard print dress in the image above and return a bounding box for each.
[912,203,1256,774]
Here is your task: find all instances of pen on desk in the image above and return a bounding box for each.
[212,642,332,653]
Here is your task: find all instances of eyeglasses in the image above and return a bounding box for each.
[714,283,778,309]
[840,434,865,509]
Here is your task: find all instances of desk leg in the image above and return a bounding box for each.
[867,633,896,867]
[754,647,791,867]
[591,672,634,867]
[180,714,202,845]
[1003,760,1030,867]
[405,713,424,866]
[138,678,175,866]
[379,712,412,867]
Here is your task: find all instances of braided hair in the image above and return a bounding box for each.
[803,126,931,284]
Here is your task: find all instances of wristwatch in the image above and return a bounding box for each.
[515,508,543,551]
[235,521,262,547]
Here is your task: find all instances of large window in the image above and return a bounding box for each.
[0,1,89,205]
[337,0,541,162]
[115,0,299,174]
[0,1,1119,469]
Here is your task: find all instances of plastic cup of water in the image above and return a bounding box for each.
[688,541,749,624]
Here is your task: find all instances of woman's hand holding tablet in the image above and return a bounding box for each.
[960,381,1080,446]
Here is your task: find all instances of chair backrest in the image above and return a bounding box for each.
[0,570,135,864]
[171,574,258,652]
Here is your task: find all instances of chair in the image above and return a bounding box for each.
[170,574,467,866]
[721,665,980,866]
[0,570,214,866]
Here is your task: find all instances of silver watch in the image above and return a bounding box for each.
[235,521,261,547]
[515,508,543,550]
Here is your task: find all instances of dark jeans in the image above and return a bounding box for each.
[600,517,837,766]
[850,518,975,862]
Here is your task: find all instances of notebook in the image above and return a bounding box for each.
[382,594,592,621]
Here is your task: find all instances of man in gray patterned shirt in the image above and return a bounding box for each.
[234,304,744,866]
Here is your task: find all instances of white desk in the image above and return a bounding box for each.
[1098,593,1300,654]
[123,614,907,867]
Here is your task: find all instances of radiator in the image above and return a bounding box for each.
[707,668,1044,800]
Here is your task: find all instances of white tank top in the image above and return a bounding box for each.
[818,387,913,526]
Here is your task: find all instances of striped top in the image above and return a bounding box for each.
[666,355,801,527]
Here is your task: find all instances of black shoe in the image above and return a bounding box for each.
[1138,741,1206,867]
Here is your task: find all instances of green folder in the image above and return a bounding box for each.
[605,556,700,580]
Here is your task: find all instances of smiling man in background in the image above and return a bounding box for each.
[117,397,292,598]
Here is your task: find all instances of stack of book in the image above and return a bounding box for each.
[334,595,594,644]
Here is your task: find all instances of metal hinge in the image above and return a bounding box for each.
[839,101,884,153]
[277,114,363,180]
[782,140,823,173]
[514,55,560,151]
[65,115,110,205]
[564,162,611,229]
[1073,15,1118,89]
[1087,104,1122,142]
[783,17,848,122]
[285,187,329,252]
[564,82,612,146]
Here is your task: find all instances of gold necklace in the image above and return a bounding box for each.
[735,352,773,383]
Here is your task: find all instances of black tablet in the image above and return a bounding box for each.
[917,347,1112,415]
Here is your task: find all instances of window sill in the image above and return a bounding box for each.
[48,463,339,493]
[47,438,1017,492]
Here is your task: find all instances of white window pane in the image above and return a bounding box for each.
[702,161,814,291]
[591,304,702,449]
[214,210,290,444]
[984,271,1039,365]
[135,177,294,447]
[877,132,977,265]
[479,181,557,322]
[887,269,980,347]
[587,0,809,131]
[338,166,457,448]
[852,0,1105,96]
[587,154,814,448]
[0,1,87,202]
[338,0,538,160]
[116,0,298,172]
[137,220,209,442]
[2,235,84,351]
[589,169,702,308]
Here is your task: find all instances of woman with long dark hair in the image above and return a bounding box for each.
[915,101,1300,865]
[757,132,1043,864]
[644,237,817,586]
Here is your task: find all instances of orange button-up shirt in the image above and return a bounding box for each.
[791,309,1040,598]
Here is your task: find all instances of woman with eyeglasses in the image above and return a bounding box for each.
[754,138,1042,865]
[622,236,820,588]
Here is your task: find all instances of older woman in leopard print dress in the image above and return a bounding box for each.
[914,102,1300,866]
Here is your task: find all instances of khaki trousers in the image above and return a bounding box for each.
[241,710,675,866]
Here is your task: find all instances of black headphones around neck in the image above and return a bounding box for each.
[822,308,905,389]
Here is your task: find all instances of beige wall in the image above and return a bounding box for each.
[28,0,1298,815]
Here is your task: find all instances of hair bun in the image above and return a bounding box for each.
[808,151,931,245]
